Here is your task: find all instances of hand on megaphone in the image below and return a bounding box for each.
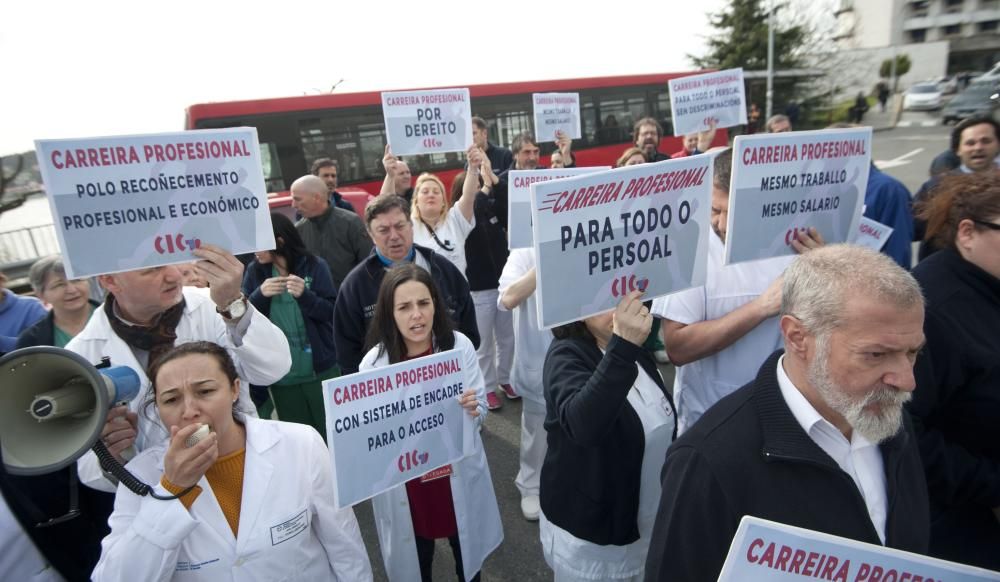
[163,424,218,489]
[100,405,138,463]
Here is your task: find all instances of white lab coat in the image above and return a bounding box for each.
[360,332,503,582]
[0,494,63,582]
[92,418,372,582]
[496,248,550,412]
[67,288,291,491]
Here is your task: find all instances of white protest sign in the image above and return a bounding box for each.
[725,127,872,265]
[34,128,273,279]
[532,93,582,140]
[323,350,472,508]
[381,88,472,156]
[530,157,712,329]
[508,167,609,249]
[853,216,894,252]
[668,68,748,136]
[719,516,1000,581]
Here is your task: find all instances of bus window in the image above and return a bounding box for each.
[260,142,285,192]
[595,93,649,144]
[358,123,387,180]
[471,94,533,150]
[655,91,674,136]
[580,97,598,145]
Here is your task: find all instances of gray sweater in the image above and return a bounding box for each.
[296,206,373,287]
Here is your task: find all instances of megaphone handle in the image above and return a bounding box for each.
[91,440,195,501]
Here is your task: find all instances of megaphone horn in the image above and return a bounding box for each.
[0,347,140,476]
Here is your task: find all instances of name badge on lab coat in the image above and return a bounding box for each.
[270,510,308,545]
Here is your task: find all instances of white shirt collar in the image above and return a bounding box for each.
[775,355,876,451]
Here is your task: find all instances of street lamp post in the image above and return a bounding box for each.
[766,0,775,120]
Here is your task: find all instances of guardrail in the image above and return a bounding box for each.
[0,223,59,265]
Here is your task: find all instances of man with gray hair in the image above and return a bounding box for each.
[645,245,930,582]
[766,114,792,133]
[291,174,373,288]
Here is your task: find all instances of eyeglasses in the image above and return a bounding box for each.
[972,219,1000,231]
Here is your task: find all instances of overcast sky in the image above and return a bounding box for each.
[2,0,731,156]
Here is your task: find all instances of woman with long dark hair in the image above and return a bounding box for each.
[909,172,1000,570]
[361,263,502,582]
[242,213,337,436]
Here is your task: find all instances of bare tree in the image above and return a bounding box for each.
[0,154,29,215]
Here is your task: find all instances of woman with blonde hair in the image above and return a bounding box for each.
[381,145,481,275]
[616,146,646,168]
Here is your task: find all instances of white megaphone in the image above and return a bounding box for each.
[0,346,140,476]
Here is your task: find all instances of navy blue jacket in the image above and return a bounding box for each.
[333,244,480,374]
[864,166,913,269]
[242,255,338,373]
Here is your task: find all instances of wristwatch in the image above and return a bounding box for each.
[217,294,247,320]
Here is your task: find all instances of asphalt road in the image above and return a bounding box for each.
[352,122,950,581]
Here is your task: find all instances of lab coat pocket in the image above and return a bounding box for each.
[267,507,312,548]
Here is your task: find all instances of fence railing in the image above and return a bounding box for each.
[0,223,59,266]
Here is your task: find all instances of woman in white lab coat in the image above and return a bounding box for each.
[360,263,503,582]
[92,341,372,582]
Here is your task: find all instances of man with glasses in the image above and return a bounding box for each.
[332,195,480,374]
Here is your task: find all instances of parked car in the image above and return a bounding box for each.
[972,62,1000,86]
[942,83,1000,124]
[934,75,959,95]
[903,83,944,111]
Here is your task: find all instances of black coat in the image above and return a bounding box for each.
[332,244,479,374]
[242,254,339,373]
[16,300,100,349]
[540,334,676,545]
[644,350,930,582]
[463,190,509,292]
[7,299,113,581]
[910,248,1000,570]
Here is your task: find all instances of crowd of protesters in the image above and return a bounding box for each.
[1,107,999,581]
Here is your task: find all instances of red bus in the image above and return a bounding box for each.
[185,71,725,203]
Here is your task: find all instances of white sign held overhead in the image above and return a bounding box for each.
[34,128,273,279]
[725,127,872,265]
[530,157,713,329]
[507,167,609,249]
[532,93,581,140]
[668,68,748,136]
[381,88,472,156]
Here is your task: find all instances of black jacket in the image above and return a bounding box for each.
[332,244,480,374]
[485,142,513,175]
[644,350,930,582]
[540,334,675,546]
[463,190,509,291]
[243,254,339,373]
[16,300,100,349]
[910,248,1000,570]
[8,300,114,582]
